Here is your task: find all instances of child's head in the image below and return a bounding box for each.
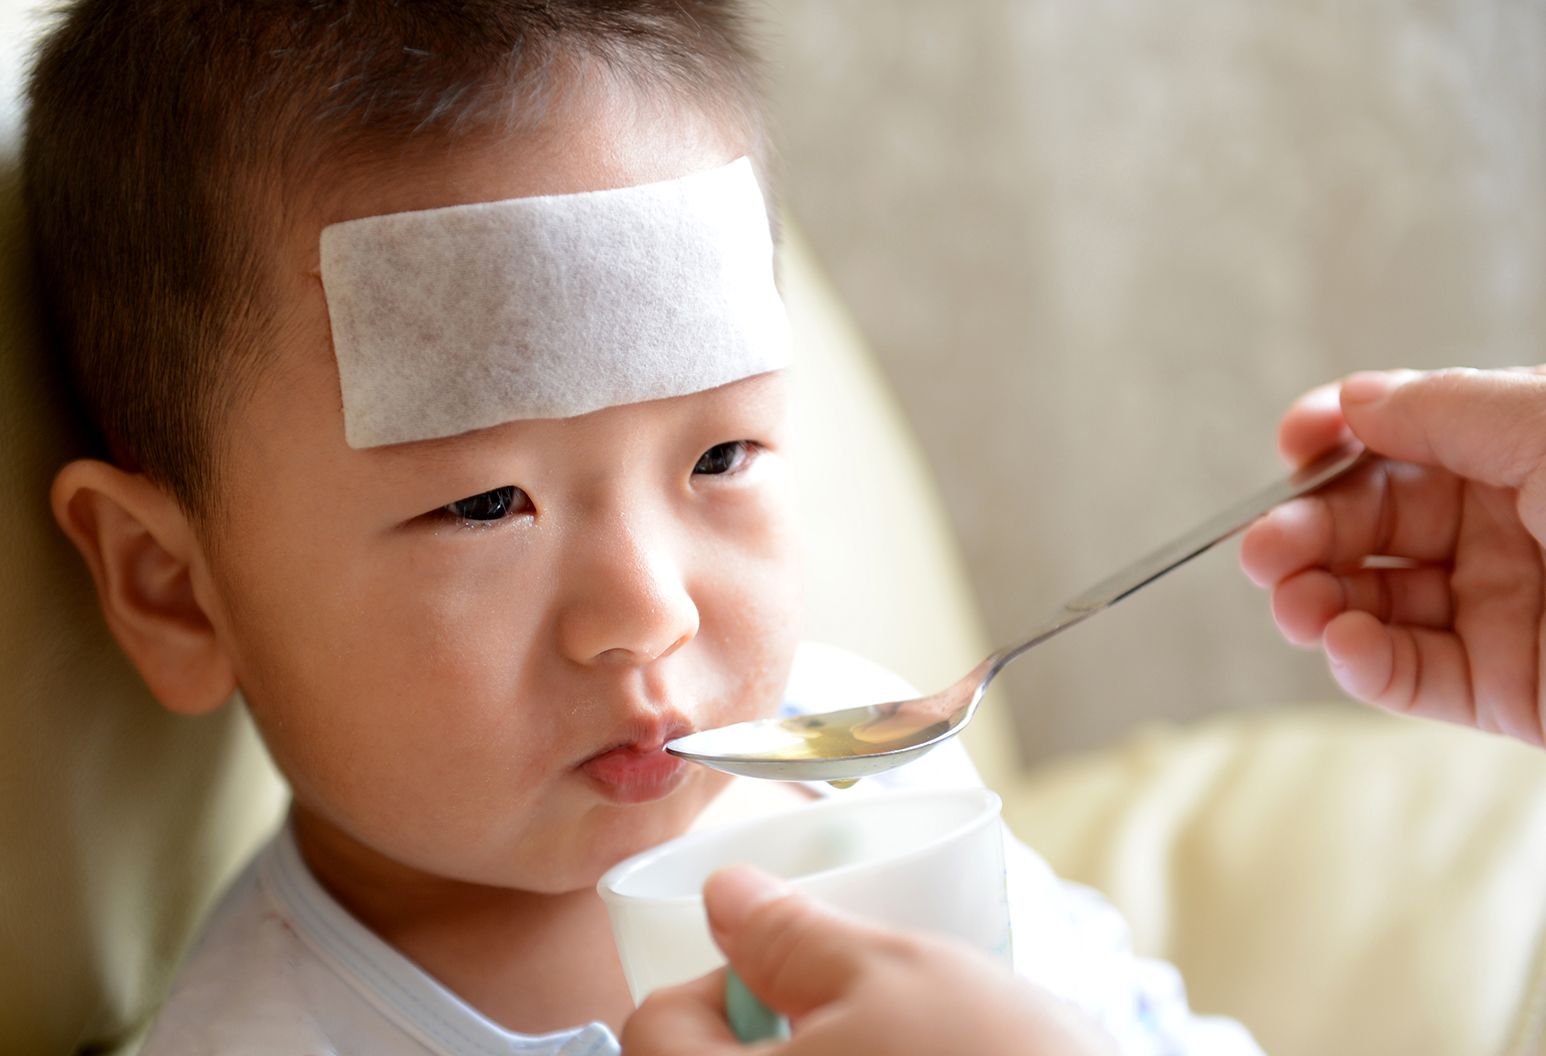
[25,0,768,519]
[29,1,801,893]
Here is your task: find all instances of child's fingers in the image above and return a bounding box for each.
[1270,566,1453,647]
[1277,382,1352,467]
[1238,461,1463,588]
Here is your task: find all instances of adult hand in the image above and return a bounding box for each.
[1240,367,1546,746]
[620,866,1116,1055]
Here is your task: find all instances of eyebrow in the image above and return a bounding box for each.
[360,371,787,469]
[360,423,528,474]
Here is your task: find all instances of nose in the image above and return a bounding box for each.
[556,514,700,667]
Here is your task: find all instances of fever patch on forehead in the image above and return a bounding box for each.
[320,157,790,448]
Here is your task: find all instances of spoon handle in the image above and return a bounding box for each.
[987,442,1373,681]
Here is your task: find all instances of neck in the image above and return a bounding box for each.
[291,805,635,1035]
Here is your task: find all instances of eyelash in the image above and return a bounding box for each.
[433,441,759,529]
[438,485,532,527]
[693,440,759,477]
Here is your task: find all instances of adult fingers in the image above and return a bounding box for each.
[1239,460,1464,587]
[1340,368,1546,491]
[1278,382,1353,466]
[1269,565,1453,646]
[1321,613,1474,726]
[705,867,905,1019]
[1449,481,1546,746]
[620,969,770,1056]
[1323,609,1544,747]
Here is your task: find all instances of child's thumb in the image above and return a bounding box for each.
[1340,367,1546,490]
[703,866,876,1017]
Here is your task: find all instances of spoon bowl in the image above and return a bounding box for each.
[667,442,1372,783]
[665,656,994,782]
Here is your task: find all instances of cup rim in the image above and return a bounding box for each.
[596,786,1002,908]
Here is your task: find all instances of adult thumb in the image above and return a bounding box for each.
[1340,367,1546,490]
[704,866,885,1017]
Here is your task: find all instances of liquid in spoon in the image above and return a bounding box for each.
[760,706,956,792]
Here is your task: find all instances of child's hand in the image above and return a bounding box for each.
[619,866,1116,1056]
[1240,368,1546,746]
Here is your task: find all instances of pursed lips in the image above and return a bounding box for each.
[576,710,698,804]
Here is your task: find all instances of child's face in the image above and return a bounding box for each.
[200,92,800,893]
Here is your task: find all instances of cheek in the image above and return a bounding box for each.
[698,499,804,726]
[212,532,561,832]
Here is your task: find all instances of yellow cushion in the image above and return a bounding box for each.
[1006,706,1546,1056]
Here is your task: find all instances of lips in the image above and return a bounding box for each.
[578,716,696,804]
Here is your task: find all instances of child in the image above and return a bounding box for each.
[25,3,1262,1052]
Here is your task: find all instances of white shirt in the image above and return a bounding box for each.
[141,643,1262,1055]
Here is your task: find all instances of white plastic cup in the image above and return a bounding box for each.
[597,787,1010,1004]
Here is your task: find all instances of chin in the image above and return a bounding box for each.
[566,778,723,888]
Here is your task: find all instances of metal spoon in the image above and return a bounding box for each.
[666,442,1371,783]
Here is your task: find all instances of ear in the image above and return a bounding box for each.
[51,459,236,715]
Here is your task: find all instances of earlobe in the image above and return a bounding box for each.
[50,459,236,716]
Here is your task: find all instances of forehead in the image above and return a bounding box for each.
[376,368,789,476]
[274,77,748,331]
[324,156,782,448]
[321,82,747,235]
[252,81,758,454]
[221,348,787,535]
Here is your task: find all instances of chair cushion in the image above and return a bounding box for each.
[0,103,287,1056]
[1005,705,1546,1056]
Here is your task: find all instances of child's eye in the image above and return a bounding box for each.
[440,485,530,523]
[693,441,755,476]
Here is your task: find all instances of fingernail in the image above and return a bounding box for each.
[1341,370,1416,406]
[1324,635,1377,700]
[705,866,791,944]
[1327,653,1363,698]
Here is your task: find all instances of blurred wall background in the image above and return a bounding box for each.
[765,1,1546,764]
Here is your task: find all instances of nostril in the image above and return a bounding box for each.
[554,545,700,665]
[588,629,693,668]
[655,631,693,662]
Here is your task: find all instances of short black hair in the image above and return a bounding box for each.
[24,0,768,518]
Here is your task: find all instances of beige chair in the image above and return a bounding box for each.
[1010,707,1546,1056]
[7,2,1546,1054]
[0,10,288,1054]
